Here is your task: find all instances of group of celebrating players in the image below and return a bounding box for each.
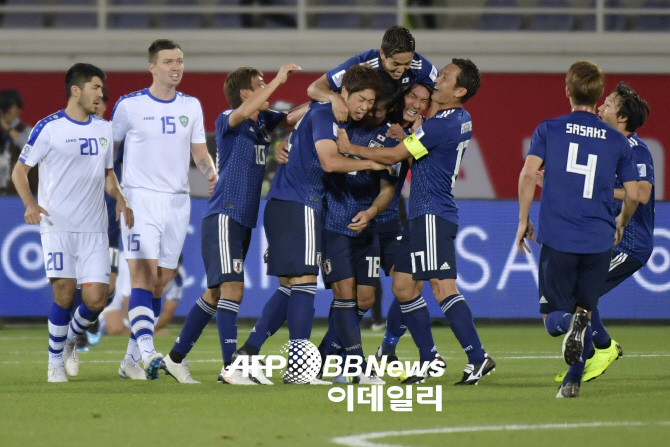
[11,25,654,398]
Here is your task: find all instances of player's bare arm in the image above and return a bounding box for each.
[228,63,301,128]
[615,180,640,245]
[285,102,309,127]
[11,161,50,225]
[614,180,651,204]
[337,128,410,165]
[347,179,395,233]
[104,168,134,229]
[516,154,543,254]
[307,74,349,123]
[191,142,217,195]
[315,139,387,173]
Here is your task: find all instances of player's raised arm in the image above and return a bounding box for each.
[228,63,301,128]
[307,74,349,123]
[286,102,309,127]
[12,161,49,225]
[315,139,387,173]
[347,178,395,233]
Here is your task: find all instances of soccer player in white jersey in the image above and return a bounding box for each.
[111,39,216,380]
[11,63,133,383]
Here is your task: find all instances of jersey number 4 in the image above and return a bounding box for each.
[566,142,598,199]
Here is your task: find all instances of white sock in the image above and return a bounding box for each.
[125,336,141,363]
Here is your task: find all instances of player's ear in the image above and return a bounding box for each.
[341,86,349,100]
[565,84,571,99]
[379,48,386,61]
[455,86,467,100]
[70,84,80,99]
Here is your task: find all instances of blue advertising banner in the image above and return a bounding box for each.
[1,197,669,319]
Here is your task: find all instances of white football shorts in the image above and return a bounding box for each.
[121,188,190,269]
[40,232,110,284]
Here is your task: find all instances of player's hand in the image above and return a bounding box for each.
[116,197,134,229]
[332,96,349,123]
[24,201,49,225]
[336,128,351,155]
[207,173,218,196]
[411,118,422,133]
[275,63,302,84]
[536,170,545,188]
[348,210,373,233]
[614,214,625,245]
[516,218,535,255]
[275,140,289,164]
[368,160,391,174]
[386,124,406,141]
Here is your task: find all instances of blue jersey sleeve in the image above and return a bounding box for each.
[404,118,444,160]
[311,107,338,143]
[326,53,366,92]
[527,121,547,161]
[263,109,287,133]
[415,53,439,88]
[634,145,654,185]
[216,110,233,138]
[616,142,640,184]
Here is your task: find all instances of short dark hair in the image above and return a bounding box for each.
[381,25,415,57]
[224,67,263,109]
[342,65,383,98]
[64,63,106,100]
[148,39,182,63]
[613,82,650,133]
[0,89,23,113]
[451,58,481,104]
[101,85,108,103]
[566,60,604,106]
[388,83,432,124]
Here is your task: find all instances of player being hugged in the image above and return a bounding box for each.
[337,59,495,385]
[111,39,216,380]
[11,63,133,383]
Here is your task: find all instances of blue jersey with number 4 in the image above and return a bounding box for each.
[404,108,472,225]
[204,109,285,228]
[528,111,638,254]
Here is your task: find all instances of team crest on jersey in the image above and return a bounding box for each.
[179,116,189,127]
[233,259,243,274]
[20,144,32,158]
[322,259,332,275]
[99,137,108,150]
[376,134,386,142]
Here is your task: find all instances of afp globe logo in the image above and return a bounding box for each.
[279,339,322,384]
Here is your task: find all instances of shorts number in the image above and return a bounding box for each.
[255,145,266,165]
[127,234,140,252]
[411,251,425,273]
[366,256,380,278]
[566,142,598,199]
[79,138,99,155]
[46,252,63,271]
[161,116,176,134]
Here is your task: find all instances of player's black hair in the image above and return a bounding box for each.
[64,63,106,100]
[614,82,650,133]
[342,65,383,98]
[148,39,182,63]
[101,85,108,104]
[224,67,264,109]
[387,83,432,124]
[566,60,604,106]
[451,58,481,104]
[0,89,23,113]
[381,25,415,57]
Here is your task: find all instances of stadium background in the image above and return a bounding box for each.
[1,0,669,320]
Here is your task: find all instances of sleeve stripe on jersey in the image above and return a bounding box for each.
[26,112,61,146]
[404,134,428,160]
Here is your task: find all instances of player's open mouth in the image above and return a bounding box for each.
[354,111,365,119]
[171,74,180,80]
[405,109,417,117]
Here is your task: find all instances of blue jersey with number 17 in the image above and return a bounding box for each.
[528,111,638,254]
[404,108,472,225]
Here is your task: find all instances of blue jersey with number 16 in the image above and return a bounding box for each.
[528,111,638,254]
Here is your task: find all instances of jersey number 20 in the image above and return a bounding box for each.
[566,142,598,199]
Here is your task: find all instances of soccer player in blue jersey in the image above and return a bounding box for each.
[517,61,640,398]
[553,82,652,384]
[157,63,305,384]
[337,59,493,385]
[250,64,387,384]
[307,25,437,122]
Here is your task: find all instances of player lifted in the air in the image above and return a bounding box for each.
[111,39,216,380]
[307,25,437,122]
[12,63,133,382]
[337,59,495,385]
[160,63,307,384]
[517,61,639,398]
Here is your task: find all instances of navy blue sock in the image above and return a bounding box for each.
[246,286,290,350]
[216,299,240,364]
[564,321,593,385]
[356,306,368,321]
[319,303,342,358]
[48,302,72,364]
[332,299,364,359]
[400,295,437,364]
[440,294,486,365]
[287,283,316,340]
[170,297,216,362]
[381,298,406,355]
[152,297,162,320]
[544,311,573,337]
[590,308,611,349]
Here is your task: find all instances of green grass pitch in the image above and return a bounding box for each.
[1,323,669,447]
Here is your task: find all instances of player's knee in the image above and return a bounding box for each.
[332,279,356,300]
[392,281,414,301]
[357,293,375,310]
[220,282,244,302]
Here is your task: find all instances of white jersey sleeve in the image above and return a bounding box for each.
[191,100,206,144]
[105,126,114,170]
[111,98,129,142]
[19,116,53,167]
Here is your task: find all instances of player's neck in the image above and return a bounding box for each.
[570,104,596,114]
[149,82,177,101]
[63,103,91,123]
